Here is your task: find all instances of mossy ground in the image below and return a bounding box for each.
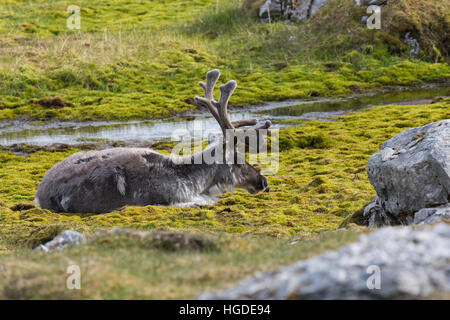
[0,0,448,121]
[1,100,448,246]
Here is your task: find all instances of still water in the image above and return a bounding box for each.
[0,86,448,146]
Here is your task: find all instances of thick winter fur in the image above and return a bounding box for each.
[35,144,268,214]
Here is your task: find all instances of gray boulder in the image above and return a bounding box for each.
[364,120,450,227]
[199,223,450,299]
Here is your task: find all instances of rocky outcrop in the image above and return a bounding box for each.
[255,0,388,23]
[290,0,328,22]
[247,0,447,60]
[364,120,450,227]
[199,223,450,299]
[257,0,329,23]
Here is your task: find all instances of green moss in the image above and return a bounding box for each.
[279,131,332,151]
[308,176,328,188]
[1,100,448,248]
[18,224,66,248]
[93,230,219,252]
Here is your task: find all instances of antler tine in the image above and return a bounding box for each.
[231,119,258,128]
[255,120,272,130]
[199,69,220,100]
[195,69,221,124]
[241,119,273,154]
[217,80,237,132]
[242,119,272,138]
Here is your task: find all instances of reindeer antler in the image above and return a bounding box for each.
[194,69,271,136]
[217,80,237,130]
[196,69,221,125]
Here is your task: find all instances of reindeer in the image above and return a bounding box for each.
[35,69,271,213]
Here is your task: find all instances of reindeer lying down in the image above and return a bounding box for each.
[35,70,271,213]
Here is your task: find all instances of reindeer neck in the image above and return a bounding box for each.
[170,143,234,197]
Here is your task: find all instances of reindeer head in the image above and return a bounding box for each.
[232,162,269,194]
[195,69,271,194]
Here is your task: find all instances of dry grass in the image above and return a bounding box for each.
[0,227,368,299]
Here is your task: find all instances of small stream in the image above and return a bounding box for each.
[0,86,448,146]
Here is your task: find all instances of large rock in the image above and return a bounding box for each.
[364,120,450,227]
[199,223,450,299]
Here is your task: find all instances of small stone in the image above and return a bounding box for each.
[34,230,85,252]
[414,205,450,225]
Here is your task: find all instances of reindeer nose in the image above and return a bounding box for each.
[264,187,270,192]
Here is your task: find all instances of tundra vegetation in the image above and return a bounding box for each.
[0,0,449,298]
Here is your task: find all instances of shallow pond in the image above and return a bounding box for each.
[0,86,448,146]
